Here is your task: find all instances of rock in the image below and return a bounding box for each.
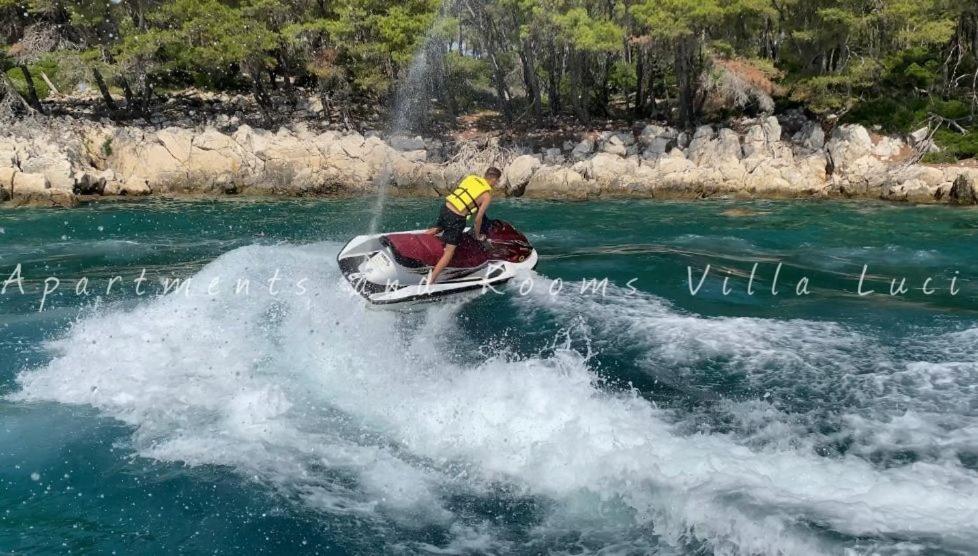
[0,167,14,201]
[909,127,930,146]
[883,179,934,202]
[655,149,695,175]
[873,136,904,160]
[638,124,677,148]
[307,96,324,114]
[614,132,636,147]
[580,152,639,184]
[948,173,978,205]
[600,135,627,156]
[792,121,825,152]
[571,138,594,160]
[12,172,50,195]
[524,167,589,199]
[190,128,250,179]
[73,169,113,195]
[717,128,743,160]
[502,154,542,195]
[687,126,716,164]
[0,145,16,167]
[7,171,75,206]
[744,117,790,160]
[827,124,874,167]
[399,150,427,163]
[104,176,152,196]
[20,155,75,191]
[542,148,565,165]
[688,126,742,166]
[389,135,426,152]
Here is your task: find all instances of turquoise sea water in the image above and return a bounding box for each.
[2,197,978,554]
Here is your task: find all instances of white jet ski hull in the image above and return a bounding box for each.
[337,227,538,305]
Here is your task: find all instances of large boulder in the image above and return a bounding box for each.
[638,124,677,147]
[0,166,14,201]
[600,134,627,156]
[73,169,115,195]
[577,152,639,185]
[189,128,251,180]
[542,147,565,165]
[639,126,679,158]
[571,138,594,160]
[20,155,75,191]
[502,154,542,195]
[103,176,152,196]
[389,135,426,152]
[654,149,696,176]
[947,173,978,205]
[873,136,905,159]
[107,127,189,189]
[12,172,49,195]
[688,126,743,166]
[792,121,825,153]
[524,166,589,199]
[743,117,790,160]
[827,124,874,168]
[8,171,77,207]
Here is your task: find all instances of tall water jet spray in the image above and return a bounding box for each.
[368,1,453,233]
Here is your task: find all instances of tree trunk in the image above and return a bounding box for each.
[486,47,511,122]
[119,76,137,114]
[439,43,457,118]
[276,52,298,106]
[140,77,153,115]
[634,48,645,119]
[92,67,117,112]
[518,40,543,125]
[547,45,562,116]
[675,34,699,128]
[251,73,275,124]
[18,65,44,113]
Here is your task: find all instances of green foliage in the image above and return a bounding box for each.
[608,59,637,93]
[4,67,40,98]
[921,151,958,164]
[0,0,974,162]
[931,129,978,160]
[554,8,623,53]
[5,60,56,98]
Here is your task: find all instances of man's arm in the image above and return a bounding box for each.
[472,193,492,239]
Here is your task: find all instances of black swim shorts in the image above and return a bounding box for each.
[434,204,467,246]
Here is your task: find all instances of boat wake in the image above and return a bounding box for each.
[11,243,978,554]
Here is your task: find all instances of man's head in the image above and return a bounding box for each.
[485,167,502,188]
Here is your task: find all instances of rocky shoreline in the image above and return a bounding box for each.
[2,109,977,208]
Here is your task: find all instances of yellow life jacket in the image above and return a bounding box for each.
[446,175,491,215]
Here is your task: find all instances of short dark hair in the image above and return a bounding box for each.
[485,167,502,180]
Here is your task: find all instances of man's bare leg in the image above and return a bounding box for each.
[425,227,441,235]
[428,244,456,285]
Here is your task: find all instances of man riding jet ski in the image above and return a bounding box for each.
[337,168,538,305]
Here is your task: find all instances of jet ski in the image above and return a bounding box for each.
[337,219,538,305]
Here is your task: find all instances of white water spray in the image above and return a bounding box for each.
[11,243,978,553]
[368,1,453,233]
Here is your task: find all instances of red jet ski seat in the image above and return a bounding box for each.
[381,233,489,269]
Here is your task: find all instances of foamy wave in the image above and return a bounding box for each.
[515,275,978,467]
[10,244,978,554]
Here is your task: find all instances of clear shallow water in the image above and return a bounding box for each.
[1,197,977,555]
